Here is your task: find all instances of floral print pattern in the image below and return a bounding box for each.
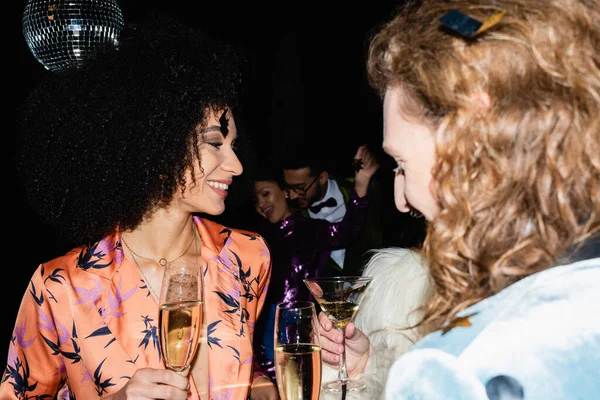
[1,216,271,399]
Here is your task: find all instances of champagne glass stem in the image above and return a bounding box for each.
[337,326,349,383]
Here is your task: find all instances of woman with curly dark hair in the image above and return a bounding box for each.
[1,13,278,400]
[317,0,600,398]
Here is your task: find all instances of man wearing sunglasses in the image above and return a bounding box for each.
[281,143,384,277]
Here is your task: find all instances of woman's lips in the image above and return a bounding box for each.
[263,206,274,220]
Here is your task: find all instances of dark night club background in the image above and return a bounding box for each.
[5,1,426,351]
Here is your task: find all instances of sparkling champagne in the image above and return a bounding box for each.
[317,301,359,328]
[159,300,203,372]
[275,343,322,400]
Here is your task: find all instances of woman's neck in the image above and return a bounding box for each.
[121,211,197,263]
[282,207,293,220]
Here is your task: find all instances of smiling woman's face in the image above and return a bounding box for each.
[382,85,440,221]
[254,180,290,223]
[176,109,243,216]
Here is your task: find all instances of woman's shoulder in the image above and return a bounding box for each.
[393,259,600,399]
[200,217,264,239]
[22,244,100,298]
[38,238,127,281]
[200,218,269,257]
[40,245,90,272]
[414,259,599,350]
[231,227,269,250]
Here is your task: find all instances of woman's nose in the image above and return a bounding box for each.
[394,176,410,213]
[224,152,243,176]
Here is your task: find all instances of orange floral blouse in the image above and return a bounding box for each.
[1,216,272,399]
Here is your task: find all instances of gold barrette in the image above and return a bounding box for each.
[441,312,478,335]
[439,8,506,38]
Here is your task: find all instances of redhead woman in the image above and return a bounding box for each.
[318,0,600,398]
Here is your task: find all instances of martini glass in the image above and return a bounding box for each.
[303,276,372,394]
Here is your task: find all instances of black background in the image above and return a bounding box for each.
[5,0,425,355]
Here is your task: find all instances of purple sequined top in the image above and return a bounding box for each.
[262,188,370,305]
[253,188,370,381]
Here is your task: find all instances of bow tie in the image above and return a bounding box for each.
[310,197,338,214]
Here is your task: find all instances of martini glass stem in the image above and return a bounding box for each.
[338,326,349,382]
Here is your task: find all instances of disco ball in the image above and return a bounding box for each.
[22,0,124,73]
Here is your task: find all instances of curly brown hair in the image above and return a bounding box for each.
[367,0,600,334]
[17,12,252,247]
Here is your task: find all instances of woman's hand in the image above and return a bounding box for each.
[250,376,280,400]
[103,367,190,400]
[353,144,380,197]
[318,312,370,378]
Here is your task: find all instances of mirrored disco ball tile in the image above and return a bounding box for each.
[22,0,124,73]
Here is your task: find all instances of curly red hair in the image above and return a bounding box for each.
[367,0,600,334]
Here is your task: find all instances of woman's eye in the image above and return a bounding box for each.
[206,139,237,152]
[393,161,405,175]
[207,142,223,149]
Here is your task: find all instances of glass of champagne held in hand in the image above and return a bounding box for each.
[304,276,372,394]
[275,301,322,400]
[159,260,203,374]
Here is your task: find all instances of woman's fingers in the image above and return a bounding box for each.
[320,328,344,351]
[318,312,335,335]
[119,368,190,399]
[318,311,332,329]
[344,322,356,339]
[318,312,345,365]
[319,331,344,356]
[354,144,366,159]
[321,350,341,365]
[152,368,189,390]
[320,332,343,365]
[318,313,344,343]
[355,146,369,166]
[151,383,189,400]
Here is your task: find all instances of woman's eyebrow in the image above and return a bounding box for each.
[199,125,222,134]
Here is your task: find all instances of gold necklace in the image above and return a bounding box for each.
[121,226,195,267]
[128,253,161,301]
[124,223,202,301]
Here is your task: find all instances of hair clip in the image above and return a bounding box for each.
[439,8,506,38]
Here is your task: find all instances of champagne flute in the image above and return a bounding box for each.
[303,276,372,394]
[275,301,322,400]
[159,260,203,374]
